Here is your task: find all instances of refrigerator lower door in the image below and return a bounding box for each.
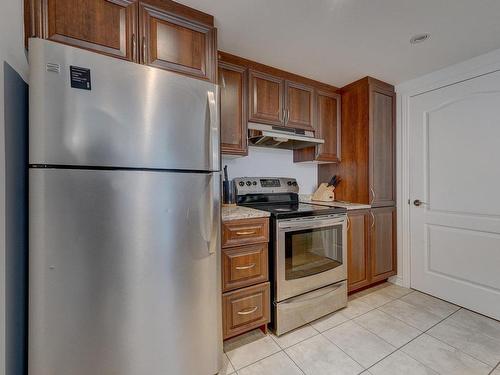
[29,168,222,375]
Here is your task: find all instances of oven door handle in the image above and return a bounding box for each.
[278,217,346,231]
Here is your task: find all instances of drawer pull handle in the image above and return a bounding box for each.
[235,263,256,270]
[235,230,256,236]
[237,306,258,315]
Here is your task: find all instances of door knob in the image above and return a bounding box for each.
[413,199,427,206]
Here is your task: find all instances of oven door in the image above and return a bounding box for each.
[276,215,346,301]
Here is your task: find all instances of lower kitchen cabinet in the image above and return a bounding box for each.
[370,207,397,283]
[347,210,371,292]
[222,282,270,339]
[347,207,396,293]
[221,217,270,340]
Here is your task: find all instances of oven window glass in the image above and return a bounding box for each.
[285,225,343,280]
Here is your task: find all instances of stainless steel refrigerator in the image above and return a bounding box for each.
[28,39,222,375]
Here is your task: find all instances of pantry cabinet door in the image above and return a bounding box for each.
[369,83,396,207]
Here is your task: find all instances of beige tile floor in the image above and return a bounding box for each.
[219,282,500,375]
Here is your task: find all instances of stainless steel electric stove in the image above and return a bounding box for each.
[234,177,348,335]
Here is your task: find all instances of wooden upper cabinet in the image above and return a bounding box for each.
[370,84,396,207]
[370,207,397,283]
[139,1,216,81]
[249,70,284,125]
[219,61,248,156]
[318,77,395,206]
[27,0,217,81]
[316,91,341,161]
[347,210,370,292]
[285,81,314,130]
[293,89,340,163]
[31,0,138,61]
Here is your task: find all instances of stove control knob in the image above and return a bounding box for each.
[252,181,257,185]
[292,182,298,186]
[238,181,245,187]
[246,181,252,186]
[287,181,292,186]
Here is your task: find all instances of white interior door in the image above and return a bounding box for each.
[409,70,500,320]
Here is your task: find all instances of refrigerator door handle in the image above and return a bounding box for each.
[207,90,220,172]
[208,173,221,255]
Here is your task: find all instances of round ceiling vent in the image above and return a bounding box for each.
[410,33,430,44]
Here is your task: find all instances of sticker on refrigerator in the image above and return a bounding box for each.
[70,66,91,90]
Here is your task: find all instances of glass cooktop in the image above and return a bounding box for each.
[241,202,346,219]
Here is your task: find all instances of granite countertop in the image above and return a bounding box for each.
[299,194,371,210]
[221,205,270,222]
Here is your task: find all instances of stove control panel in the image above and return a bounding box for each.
[234,177,299,195]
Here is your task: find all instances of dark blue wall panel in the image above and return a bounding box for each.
[4,61,29,375]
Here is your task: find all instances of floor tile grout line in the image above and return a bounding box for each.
[488,361,500,375]
[223,351,238,374]
[225,284,413,374]
[424,328,496,369]
[319,327,373,371]
[281,347,307,375]
[290,284,417,371]
[421,307,498,369]
[374,293,462,332]
[363,305,464,374]
[230,348,283,373]
[270,328,321,351]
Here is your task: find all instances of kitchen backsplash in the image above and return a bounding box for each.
[222,147,318,194]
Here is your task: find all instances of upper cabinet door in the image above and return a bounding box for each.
[139,2,216,82]
[39,0,138,61]
[285,81,314,130]
[370,84,396,207]
[315,90,340,162]
[219,61,248,156]
[248,70,284,126]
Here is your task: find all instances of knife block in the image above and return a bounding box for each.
[311,183,335,202]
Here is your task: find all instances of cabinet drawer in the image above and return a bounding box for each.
[222,243,268,292]
[222,218,269,248]
[222,282,270,339]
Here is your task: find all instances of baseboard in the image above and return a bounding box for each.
[388,275,404,287]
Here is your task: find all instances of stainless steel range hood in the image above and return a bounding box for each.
[248,123,324,150]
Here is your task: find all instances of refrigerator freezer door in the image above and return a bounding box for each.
[29,39,220,172]
[29,169,222,375]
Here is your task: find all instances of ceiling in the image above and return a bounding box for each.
[176,0,500,87]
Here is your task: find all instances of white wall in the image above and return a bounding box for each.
[0,1,29,374]
[223,146,318,194]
